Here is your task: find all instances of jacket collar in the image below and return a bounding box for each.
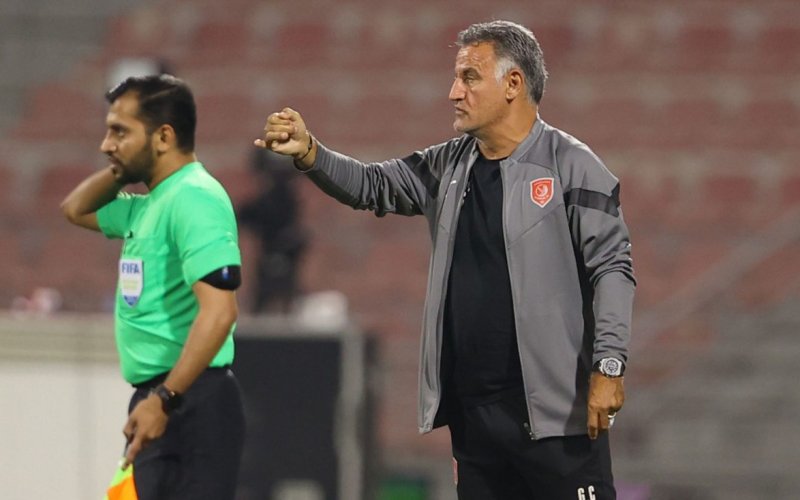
[465,115,545,166]
[508,115,545,163]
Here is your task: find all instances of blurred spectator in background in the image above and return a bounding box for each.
[238,148,308,314]
[10,286,63,316]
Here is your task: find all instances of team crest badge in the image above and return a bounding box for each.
[119,258,143,307]
[530,177,554,208]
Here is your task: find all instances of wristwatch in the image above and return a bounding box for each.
[594,357,625,378]
[152,384,183,414]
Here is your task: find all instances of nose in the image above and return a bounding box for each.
[449,78,465,102]
[100,134,114,155]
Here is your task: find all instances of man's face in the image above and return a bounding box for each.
[100,92,156,184]
[449,42,509,136]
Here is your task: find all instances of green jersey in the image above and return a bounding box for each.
[97,162,241,384]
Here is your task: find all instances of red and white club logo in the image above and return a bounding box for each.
[530,177,554,208]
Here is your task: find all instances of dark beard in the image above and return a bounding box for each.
[116,138,155,185]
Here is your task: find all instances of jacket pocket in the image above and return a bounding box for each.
[504,198,564,248]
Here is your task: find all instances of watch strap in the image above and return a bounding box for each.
[152,384,183,414]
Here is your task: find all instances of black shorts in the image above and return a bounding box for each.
[448,393,616,500]
[129,367,246,500]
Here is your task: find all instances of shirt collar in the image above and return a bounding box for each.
[150,161,203,197]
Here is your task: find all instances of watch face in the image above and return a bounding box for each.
[167,393,183,411]
[601,358,622,376]
[155,385,183,413]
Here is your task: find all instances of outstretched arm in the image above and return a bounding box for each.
[255,107,442,217]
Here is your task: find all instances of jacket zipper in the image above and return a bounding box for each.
[427,157,476,432]
[499,159,537,441]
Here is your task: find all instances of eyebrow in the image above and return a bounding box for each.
[457,67,481,78]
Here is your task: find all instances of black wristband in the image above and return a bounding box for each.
[296,132,314,161]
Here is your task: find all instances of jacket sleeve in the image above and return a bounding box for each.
[559,144,636,364]
[303,141,447,217]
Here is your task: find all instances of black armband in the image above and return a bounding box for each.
[199,265,241,290]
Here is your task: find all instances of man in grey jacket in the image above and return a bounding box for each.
[257,20,635,500]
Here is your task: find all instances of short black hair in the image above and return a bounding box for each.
[106,74,196,152]
[457,20,548,104]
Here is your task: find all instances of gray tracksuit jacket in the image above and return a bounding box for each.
[305,118,635,439]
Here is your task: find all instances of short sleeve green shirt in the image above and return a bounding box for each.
[97,162,241,384]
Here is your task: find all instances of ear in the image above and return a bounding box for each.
[505,69,525,101]
[153,124,176,153]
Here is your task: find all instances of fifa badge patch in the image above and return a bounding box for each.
[530,177,554,208]
[119,258,143,307]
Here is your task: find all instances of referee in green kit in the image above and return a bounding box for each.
[62,74,245,500]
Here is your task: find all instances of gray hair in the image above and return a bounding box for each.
[457,20,548,104]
